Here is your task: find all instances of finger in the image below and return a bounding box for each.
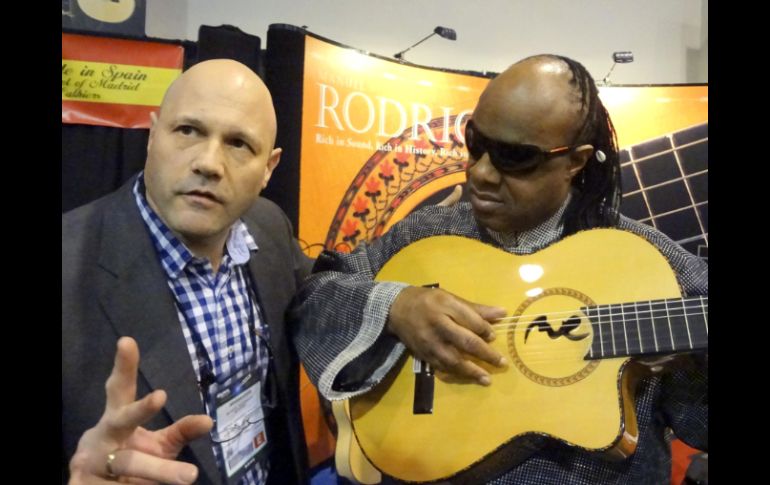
[162,414,214,449]
[68,440,117,485]
[436,185,463,207]
[471,303,507,342]
[442,295,498,341]
[108,449,199,485]
[433,369,487,385]
[438,319,507,369]
[427,343,492,386]
[67,470,115,485]
[452,297,507,342]
[105,390,167,435]
[127,415,212,459]
[105,337,140,410]
[471,302,508,323]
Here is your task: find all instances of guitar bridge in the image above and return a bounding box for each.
[412,282,439,414]
[413,358,434,414]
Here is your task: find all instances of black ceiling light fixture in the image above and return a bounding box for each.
[394,26,457,60]
[600,51,634,86]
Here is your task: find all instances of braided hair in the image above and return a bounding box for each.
[526,54,622,235]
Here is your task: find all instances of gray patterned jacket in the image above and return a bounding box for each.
[291,201,707,484]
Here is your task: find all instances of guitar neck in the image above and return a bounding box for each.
[585,295,708,360]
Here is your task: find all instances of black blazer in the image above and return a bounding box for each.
[62,177,311,484]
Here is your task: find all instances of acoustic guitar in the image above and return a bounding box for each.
[76,0,136,23]
[335,229,707,484]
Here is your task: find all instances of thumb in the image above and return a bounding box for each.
[436,185,463,207]
[163,415,214,450]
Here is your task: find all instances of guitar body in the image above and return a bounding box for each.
[77,0,136,23]
[348,229,683,483]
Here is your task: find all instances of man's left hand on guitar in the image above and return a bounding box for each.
[386,286,508,386]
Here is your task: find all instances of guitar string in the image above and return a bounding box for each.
[475,310,708,363]
[487,313,708,357]
[488,333,709,363]
[492,310,708,329]
[404,312,709,364]
[483,296,707,323]
[443,302,708,362]
[412,327,709,364]
[487,306,708,329]
[490,296,707,315]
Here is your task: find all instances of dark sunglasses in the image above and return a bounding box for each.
[464,119,577,174]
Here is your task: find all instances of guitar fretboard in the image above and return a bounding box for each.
[619,122,708,260]
[584,295,708,359]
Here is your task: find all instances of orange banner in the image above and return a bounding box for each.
[298,35,708,260]
[300,36,489,258]
[62,33,183,129]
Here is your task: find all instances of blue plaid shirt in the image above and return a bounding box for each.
[134,175,270,485]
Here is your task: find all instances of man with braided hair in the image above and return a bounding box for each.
[292,54,707,483]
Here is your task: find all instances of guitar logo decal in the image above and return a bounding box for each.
[524,315,589,343]
[507,287,599,387]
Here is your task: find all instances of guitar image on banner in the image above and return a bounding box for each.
[62,0,145,36]
[334,229,708,484]
[76,0,136,23]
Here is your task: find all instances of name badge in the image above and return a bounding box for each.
[209,367,270,484]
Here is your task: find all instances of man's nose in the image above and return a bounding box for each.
[468,152,501,185]
[191,141,225,178]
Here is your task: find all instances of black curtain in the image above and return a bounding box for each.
[62,124,150,212]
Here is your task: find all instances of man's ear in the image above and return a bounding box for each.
[147,111,159,150]
[569,144,594,177]
[261,147,282,189]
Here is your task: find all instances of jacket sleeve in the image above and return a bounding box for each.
[288,205,464,401]
[661,252,708,451]
[289,237,410,401]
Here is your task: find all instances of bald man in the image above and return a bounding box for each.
[292,54,708,483]
[63,60,311,484]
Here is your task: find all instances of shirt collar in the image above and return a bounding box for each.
[132,173,258,279]
[484,191,572,252]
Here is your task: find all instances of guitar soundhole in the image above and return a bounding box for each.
[507,288,599,387]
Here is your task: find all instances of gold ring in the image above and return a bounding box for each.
[106,451,118,478]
